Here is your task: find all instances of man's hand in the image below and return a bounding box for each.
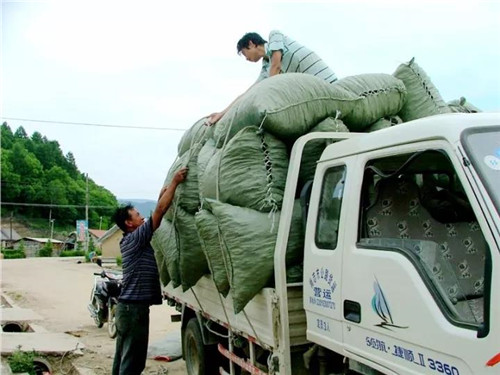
[173,167,188,184]
[152,167,188,232]
[205,112,224,126]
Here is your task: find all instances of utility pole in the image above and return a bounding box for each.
[99,216,103,230]
[85,173,89,253]
[10,212,13,242]
[50,219,55,240]
[48,208,52,238]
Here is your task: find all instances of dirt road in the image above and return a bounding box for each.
[1,257,187,374]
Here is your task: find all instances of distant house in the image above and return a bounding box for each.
[22,238,64,257]
[89,229,107,242]
[97,225,122,259]
[62,229,107,251]
[0,227,21,248]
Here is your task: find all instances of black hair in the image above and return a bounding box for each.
[112,204,134,233]
[237,32,267,54]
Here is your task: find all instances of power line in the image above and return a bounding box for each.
[2,117,189,132]
[1,202,117,209]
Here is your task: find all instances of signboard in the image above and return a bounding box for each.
[76,220,88,242]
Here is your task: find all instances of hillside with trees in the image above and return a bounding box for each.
[1,122,118,231]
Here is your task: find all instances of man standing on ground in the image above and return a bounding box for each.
[111,167,188,375]
[207,30,337,125]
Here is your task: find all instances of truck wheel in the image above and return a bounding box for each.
[184,318,219,375]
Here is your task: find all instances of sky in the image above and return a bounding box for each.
[2,0,500,201]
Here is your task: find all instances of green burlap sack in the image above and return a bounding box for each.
[151,218,180,288]
[448,97,481,113]
[206,199,276,313]
[199,150,221,204]
[299,117,349,183]
[197,138,217,177]
[286,200,305,267]
[393,57,451,122]
[194,209,230,297]
[366,115,403,132]
[213,73,361,145]
[164,143,203,214]
[178,117,214,156]
[175,206,210,291]
[201,126,289,212]
[205,198,304,313]
[197,139,217,201]
[163,154,188,220]
[332,73,406,131]
[286,264,303,283]
[151,237,170,287]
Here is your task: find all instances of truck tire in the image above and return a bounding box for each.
[184,318,219,375]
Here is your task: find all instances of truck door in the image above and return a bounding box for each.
[303,154,357,355]
[340,141,498,375]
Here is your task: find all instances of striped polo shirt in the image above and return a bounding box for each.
[256,30,337,84]
[118,218,162,305]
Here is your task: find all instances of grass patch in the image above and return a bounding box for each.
[1,249,26,259]
[7,349,37,374]
[59,250,86,257]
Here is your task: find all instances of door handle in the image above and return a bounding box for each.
[344,300,361,323]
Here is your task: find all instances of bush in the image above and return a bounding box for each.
[1,249,26,259]
[8,349,36,374]
[37,241,53,257]
[59,250,86,257]
[16,240,25,252]
[116,256,122,267]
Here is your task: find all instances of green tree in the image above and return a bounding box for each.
[1,122,14,149]
[65,152,79,178]
[1,125,119,225]
[10,143,43,179]
[0,150,22,201]
[14,126,28,139]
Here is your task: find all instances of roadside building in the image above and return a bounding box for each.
[22,238,64,257]
[97,225,121,259]
[0,227,21,249]
[89,229,106,242]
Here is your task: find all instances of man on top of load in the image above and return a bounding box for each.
[206,30,338,126]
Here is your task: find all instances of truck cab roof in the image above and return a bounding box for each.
[320,113,500,162]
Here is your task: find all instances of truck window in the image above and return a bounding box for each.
[359,150,489,328]
[316,166,346,250]
[461,126,500,215]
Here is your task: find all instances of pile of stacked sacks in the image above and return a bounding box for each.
[151,57,480,314]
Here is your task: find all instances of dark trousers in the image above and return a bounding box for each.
[112,303,150,375]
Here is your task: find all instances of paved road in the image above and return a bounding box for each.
[1,257,186,374]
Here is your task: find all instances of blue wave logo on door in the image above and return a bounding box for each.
[372,278,408,330]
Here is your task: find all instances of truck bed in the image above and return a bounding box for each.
[164,275,307,351]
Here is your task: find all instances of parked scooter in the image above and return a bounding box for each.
[87,258,122,338]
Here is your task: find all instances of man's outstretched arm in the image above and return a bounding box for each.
[151,167,188,231]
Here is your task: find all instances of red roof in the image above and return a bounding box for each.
[89,229,107,239]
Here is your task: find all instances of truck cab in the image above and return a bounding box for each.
[165,113,499,375]
[302,113,499,374]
